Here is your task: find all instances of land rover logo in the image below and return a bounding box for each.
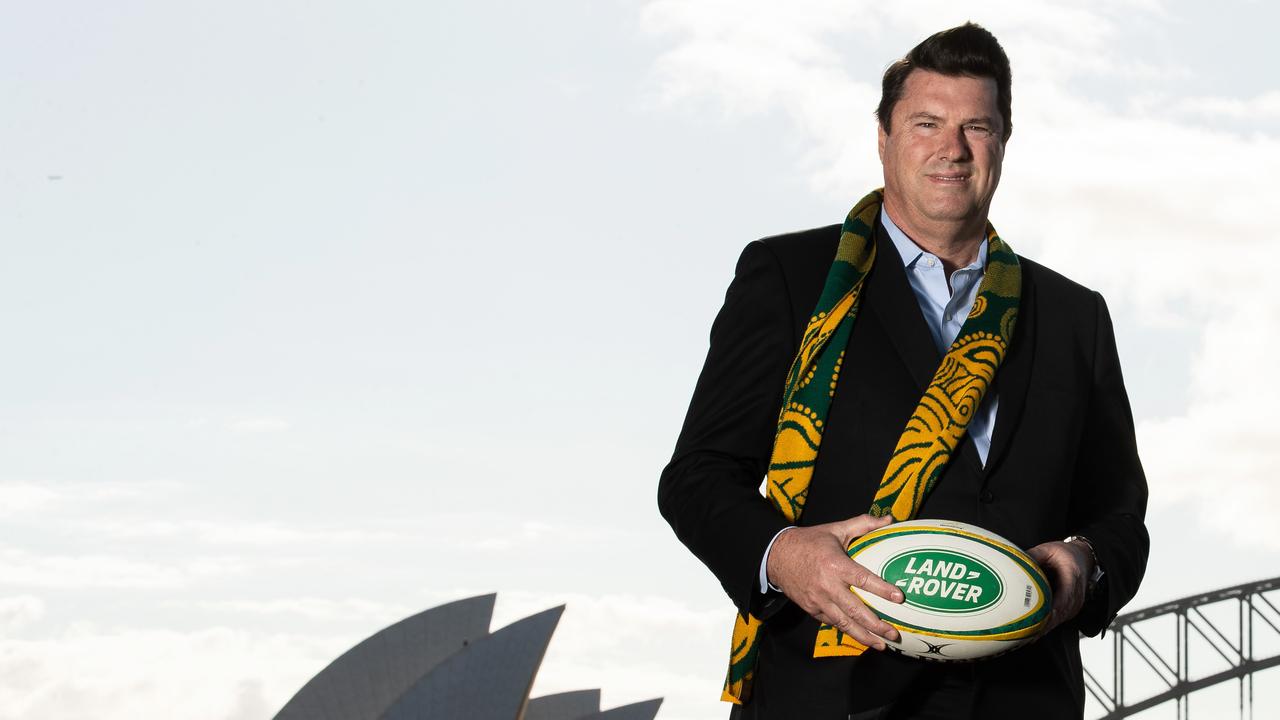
[882,548,1003,613]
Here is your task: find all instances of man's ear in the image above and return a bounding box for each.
[877,123,888,164]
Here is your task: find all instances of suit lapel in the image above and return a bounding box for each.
[864,220,986,473]
[865,219,940,392]
[983,260,1035,474]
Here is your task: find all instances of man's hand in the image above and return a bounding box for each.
[1027,540,1094,633]
[766,514,904,650]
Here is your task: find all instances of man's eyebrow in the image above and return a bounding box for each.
[905,112,999,127]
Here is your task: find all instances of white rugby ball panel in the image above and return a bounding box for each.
[846,519,1052,661]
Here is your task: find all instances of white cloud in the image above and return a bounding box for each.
[466,520,625,552]
[195,596,413,623]
[0,624,338,720]
[0,547,247,590]
[641,0,883,194]
[1135,294,1280,549]
[81,515,409,543]
[0,596,45,633]
[1167,90,1280,120]
[0,482,147,519]
[0,484,59,518]
[641,0,871,114]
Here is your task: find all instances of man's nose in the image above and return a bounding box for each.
[938,127,972,163]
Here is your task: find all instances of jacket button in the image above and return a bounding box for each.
[979,489,995,503]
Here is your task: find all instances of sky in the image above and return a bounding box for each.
[1,1,1279,718]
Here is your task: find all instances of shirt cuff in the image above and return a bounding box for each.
[759,526,796,593]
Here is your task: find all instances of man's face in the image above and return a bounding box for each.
[878,70,1005,234]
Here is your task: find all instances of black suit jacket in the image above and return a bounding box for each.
[658,220,1149,719]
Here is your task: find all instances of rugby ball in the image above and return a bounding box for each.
[846,518,1052,661]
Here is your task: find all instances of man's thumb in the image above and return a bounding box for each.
[837,513,894,545]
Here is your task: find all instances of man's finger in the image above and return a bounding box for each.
[844,599,900,642]
[819,603,888,651]
[844,562,905,604]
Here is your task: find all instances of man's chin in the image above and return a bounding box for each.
[920,203,984,226]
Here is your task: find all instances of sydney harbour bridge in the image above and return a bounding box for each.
[1082,576,1280,719]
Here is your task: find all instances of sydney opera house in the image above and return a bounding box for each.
[272,593,662,719]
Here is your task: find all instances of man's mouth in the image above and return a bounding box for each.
[928,173,970,183]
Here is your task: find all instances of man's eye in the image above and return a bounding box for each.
[917,122,937,128]
[965,125,992,135]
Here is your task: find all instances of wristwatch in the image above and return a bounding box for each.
[1064,535,1105,597]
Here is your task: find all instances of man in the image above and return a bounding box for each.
[658,23,1148,720]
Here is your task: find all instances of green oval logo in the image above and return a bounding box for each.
[881,548,1003,614]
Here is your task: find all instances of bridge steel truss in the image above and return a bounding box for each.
[1083,576,1280,719]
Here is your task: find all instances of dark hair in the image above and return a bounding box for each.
[876,23,1012,141]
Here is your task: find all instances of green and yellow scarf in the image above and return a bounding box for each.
[722,188,1021,704]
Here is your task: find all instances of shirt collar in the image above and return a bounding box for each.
[879,208,988,272]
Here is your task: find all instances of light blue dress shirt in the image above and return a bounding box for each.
[759,210,999,592]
